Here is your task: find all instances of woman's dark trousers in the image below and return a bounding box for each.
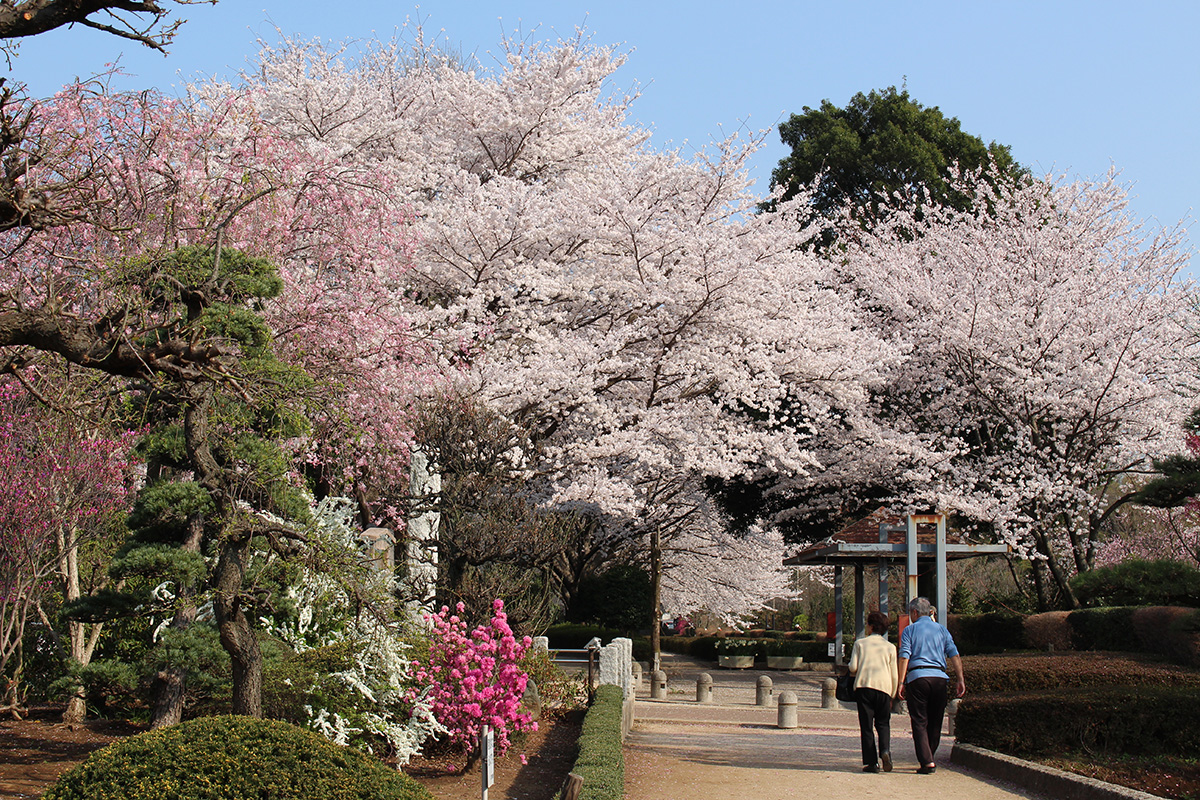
[854,686,891,766]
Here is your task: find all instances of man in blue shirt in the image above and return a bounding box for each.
[897,597,966,774]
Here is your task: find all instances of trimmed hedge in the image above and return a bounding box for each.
[1022,606,1200,666]
[42,715,433,800]
[963,652,1200,693]
[946,612,1025,655]
[955,685,1200,757]
[659,635,719,661]
[545,623,652,662]
[568,684,625,800]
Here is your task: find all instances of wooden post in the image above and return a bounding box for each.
[561,773,584,800]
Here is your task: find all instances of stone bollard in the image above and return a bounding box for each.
[756,675,773,706]
[777,690,798,728]
[523,677,542,721]
[947,698,960,735]
[696,672,713,704]
[650,669,667,700]
[820,677,838,709]
[632,661,643,693]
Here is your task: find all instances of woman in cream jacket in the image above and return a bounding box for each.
[847,610,899,773]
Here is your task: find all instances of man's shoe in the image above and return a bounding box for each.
[917,764,936,774]
[880,753,892,772]
[863,764,880,773]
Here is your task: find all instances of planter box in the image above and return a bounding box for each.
[717,654,754,669]
[765,656,805,670]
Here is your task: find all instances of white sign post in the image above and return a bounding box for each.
[480,724,495,800]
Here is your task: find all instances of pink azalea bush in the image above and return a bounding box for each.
[412,599,536,757]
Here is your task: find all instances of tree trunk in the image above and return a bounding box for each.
[149,512,204,729]
[214,533,262,718]
[649,523,662,674]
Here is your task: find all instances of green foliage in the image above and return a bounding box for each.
[570,564,653,631]
[568,685,625,800]
[107,542,207,586]
[963,652,1200,694]
[768,86,1022,246]
[946,612,1026,655]
[42,715,433,800]
[1071,560,1200,607]
[955,685,1200,757]
[124,481,215,543]
[658,635,719,661]
[121,246,285,303]
[519,647,586,714]
[1067,606,1138,651]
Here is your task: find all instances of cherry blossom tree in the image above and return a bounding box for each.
[827,171,1195,609]
[236,29,897,648]
[0,77,433,720]
[0,380,134,719]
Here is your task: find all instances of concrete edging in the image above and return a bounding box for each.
[951,743,1165,800]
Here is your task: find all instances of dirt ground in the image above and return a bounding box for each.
[0,707,582,800]
[0,708,142,800]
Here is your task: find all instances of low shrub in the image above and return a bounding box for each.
[963,652,1200,693]
[955,685,1200,757]
[1023,611,1072,652]
[42,715,433,800]
[1071,559,1200,607]
[568,684,624,800]
[545,624,651,662]
[658,635,719,661]
[1132,606,1200,666]
[1067,606,1138,652]
[946,613,1026,654]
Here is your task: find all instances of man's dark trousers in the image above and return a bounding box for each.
[906,676,948,765]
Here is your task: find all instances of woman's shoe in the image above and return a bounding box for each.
[917,764,936,774]
[880,752,892,772]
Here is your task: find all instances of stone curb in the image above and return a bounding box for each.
[950,743,1165,800]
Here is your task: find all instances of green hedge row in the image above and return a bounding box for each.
[658,636,833,662]
[963,651,1200,693]
[545,624,652,662]
[1021,606,1200,665]
[43,716,433,800]
[566,684,625,800]
[955,685,1200,757]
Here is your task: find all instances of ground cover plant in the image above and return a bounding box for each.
[960,652,1200,799]
[41,715,435,800]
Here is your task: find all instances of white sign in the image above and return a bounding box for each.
[480,724,495,799]
[827,643,835,657]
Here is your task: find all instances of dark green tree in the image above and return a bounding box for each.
[66,245,314,726]
[767,86,1022,245]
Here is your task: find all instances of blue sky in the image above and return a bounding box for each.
[8,1,1197,271]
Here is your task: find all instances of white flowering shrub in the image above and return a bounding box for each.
[261,497,443,764]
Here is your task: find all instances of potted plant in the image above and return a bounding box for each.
[715,637,758,668]
[763,638,807,670]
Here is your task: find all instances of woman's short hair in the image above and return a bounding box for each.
[866,610,889,635]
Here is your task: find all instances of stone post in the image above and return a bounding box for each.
[947,698,960,735]
[821,677,837,709]
[696,672,713,704]
[755,675,773,706]
[533,636,549,654]
[523,678,541,721]
[632,661,643,692]
[612,637,633,698]
[650,669,667,700]
[777,690,798,728]
[599,642,620,689]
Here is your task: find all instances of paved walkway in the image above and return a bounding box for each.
[623,654,1041,800]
